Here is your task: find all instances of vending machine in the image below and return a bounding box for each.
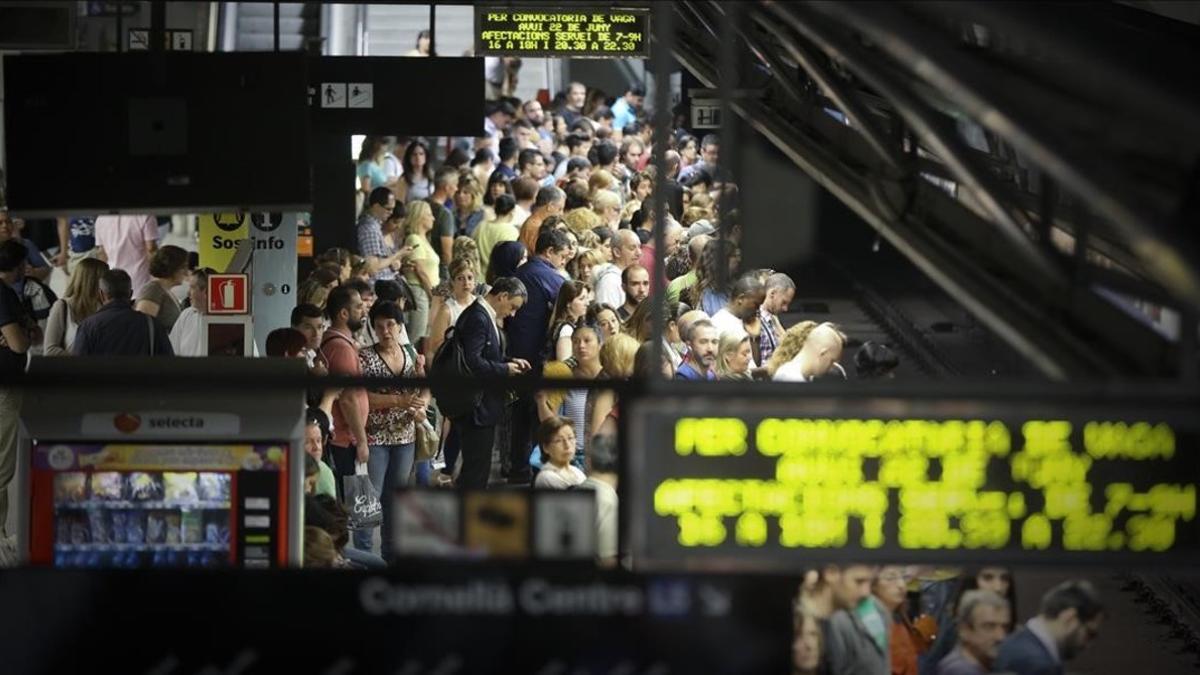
[16,357,306,568]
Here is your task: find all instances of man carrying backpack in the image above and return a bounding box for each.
[431,277,529,489]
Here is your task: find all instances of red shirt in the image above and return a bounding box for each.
[638,242,670,291]
[320,328,369,448]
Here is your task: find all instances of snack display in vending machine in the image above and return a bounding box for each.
[28,443,291,569]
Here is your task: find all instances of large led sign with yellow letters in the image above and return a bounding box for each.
[629,394,1199,567]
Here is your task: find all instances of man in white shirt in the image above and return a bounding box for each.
[592,229,642,309]
[482,101,516,162]
[169,268,211,356]
[709,274,766,367]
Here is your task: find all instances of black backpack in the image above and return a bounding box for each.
[429,326,480,419]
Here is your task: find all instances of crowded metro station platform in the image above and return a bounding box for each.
[1,1,1200,672]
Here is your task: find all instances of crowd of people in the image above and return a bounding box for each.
[792,565,1105,675]
[0,78,908,558]
[292,82,910,562]
[0,70,1121,675]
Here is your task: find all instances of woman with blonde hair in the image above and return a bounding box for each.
[767,321,847,382]
[400,200,439,346]
[454,176,486,237]
[591,189,622,229]
[426,256,480,357]
[585,332,638,446]
[43,257,108,356]
[716,331,754,381]
[588,169,618,198]
[766,321,818,378]
[574,247,606,285]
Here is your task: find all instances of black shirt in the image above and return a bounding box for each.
[0,281,30,376]
[73,300,174,357]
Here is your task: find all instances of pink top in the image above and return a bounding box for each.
[94,215,159,291]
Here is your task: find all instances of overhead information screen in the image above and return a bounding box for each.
[630,394,1200,568]
[475,6,649,58]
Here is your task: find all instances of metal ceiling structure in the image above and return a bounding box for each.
[665,1,1200,380]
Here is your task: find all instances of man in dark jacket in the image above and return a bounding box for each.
[505,228,571,484]
[993,579,1103,675]
[73,269,173,356]
[452,277,529,489]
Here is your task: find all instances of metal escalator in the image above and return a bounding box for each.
[219,2,321,52]
[665,1,1200,380]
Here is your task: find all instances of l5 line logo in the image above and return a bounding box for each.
[113,413,142,434]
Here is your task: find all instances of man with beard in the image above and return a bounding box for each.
[318,286,370,494]
[522,99,552,143]
[994,580,1104,675]
[674,318,718,381]
[560,82,587,127]
[617,264,650,323]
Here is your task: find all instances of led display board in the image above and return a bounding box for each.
[475,6,649,58]
[629,393,1200,568]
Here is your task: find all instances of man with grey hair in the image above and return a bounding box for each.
[73,269,173,357]
[760,272,796,363]
[451,277,530,488]
[994,579,1104,675]
[938,590,1012,675]
[593,229,642,308]
[518,185,565,253]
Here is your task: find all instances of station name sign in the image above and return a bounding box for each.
[475,6,649,58]
[630,395,1200,567]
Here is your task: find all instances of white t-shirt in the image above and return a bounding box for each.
[580,477,618,559]
[534,464,587,489]
[710,308,758,368]
[710,308,744,339]
[593,264,625,308]
[773,358,811,382]
[169,307,204,357]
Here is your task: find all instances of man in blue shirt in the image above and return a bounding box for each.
[675,319,718,381]
[506,228,573,484]
[73,269,173,356]
[611,84,645,134]
[356,188,409,282]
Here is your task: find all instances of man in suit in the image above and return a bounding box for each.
[994,579,1104,675]
[452,277,530,489]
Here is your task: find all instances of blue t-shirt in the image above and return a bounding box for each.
[674,362,716,381]
[356,161,389,189]
[611,97,637,132]
[68,217,96,253]
[701,289,728,316]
